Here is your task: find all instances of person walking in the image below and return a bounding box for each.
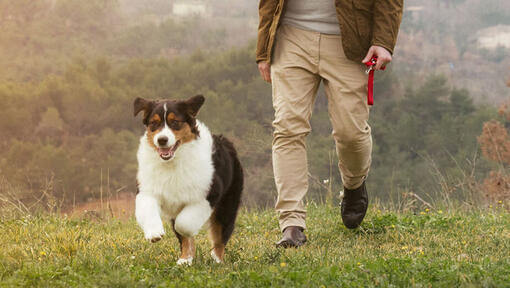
[256,0,403,247]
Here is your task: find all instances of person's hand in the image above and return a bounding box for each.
[362,46,392,70]
[258,61,271,83]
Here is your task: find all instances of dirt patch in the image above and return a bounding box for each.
[63,192,136,220]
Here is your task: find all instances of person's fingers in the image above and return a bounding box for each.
[375,56,391,70]
[259,67,266,82]
[375,58,384,70]
[264,66,271,83]
[264,69,272,83]
[362,47,375,63]
[258,63,272,83]
[259,67,270,83]
[262,70,268,82]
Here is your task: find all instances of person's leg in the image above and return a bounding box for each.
[271,25,321,235]
[319,33,371,228]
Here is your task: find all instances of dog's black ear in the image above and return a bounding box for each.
[133,97,154,125]
[185,95,205,117]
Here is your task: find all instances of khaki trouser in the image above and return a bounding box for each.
[271,25,372,231]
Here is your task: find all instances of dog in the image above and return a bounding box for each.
[133,95,243,265]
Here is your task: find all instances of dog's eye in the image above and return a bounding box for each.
[148,120,160,131]
[169,121,183,130]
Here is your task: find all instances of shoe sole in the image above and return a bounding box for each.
[275,239,306,248]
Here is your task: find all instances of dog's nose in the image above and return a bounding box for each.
[157,136,168,146]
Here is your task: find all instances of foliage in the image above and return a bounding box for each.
[0,0,245,82]
[0,43,499,208]
[309,74,496,206]
[368,77,494,201]
[477,102,510,202]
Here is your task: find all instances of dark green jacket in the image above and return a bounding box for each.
[256,0,404,63]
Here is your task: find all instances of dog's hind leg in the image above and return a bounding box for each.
[177,237,195,266]
[208,217,225,263]
[174,200,212,265]
[172,220,195,266]
[135,194,165,242]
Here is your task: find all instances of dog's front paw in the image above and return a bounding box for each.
[144,228,165,243]
[150,236,162,243]
[176,257,193,266]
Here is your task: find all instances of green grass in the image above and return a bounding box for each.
[1,204,509,287]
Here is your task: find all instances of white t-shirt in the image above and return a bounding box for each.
[281,0,341,35]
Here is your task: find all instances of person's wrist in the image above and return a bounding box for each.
[370,43,393,55]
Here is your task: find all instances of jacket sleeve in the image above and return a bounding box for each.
[256,0,278,63]
[371,0,404,55]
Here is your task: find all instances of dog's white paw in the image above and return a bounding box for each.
[176,257,193,266]
[144,228,165,243]
[210,250,222,264]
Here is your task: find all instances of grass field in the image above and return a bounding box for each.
[1,204,509,287]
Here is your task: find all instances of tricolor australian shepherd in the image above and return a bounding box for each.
[133,95,243,265]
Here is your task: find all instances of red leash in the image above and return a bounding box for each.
[365,57,385,106]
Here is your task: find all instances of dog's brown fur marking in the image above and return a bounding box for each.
[150,114,161,124]
[146,126,163,150]
[172,123,196,144]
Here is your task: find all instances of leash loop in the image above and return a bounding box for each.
[364,57,386,106]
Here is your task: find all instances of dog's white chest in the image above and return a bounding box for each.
[136,122,215,219]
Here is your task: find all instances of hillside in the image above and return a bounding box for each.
[1,43,507,209]
[0,0,257,82]
[0,0,509,210]
[0,205,509,287]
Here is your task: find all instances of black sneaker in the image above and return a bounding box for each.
[341,181,368,229]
